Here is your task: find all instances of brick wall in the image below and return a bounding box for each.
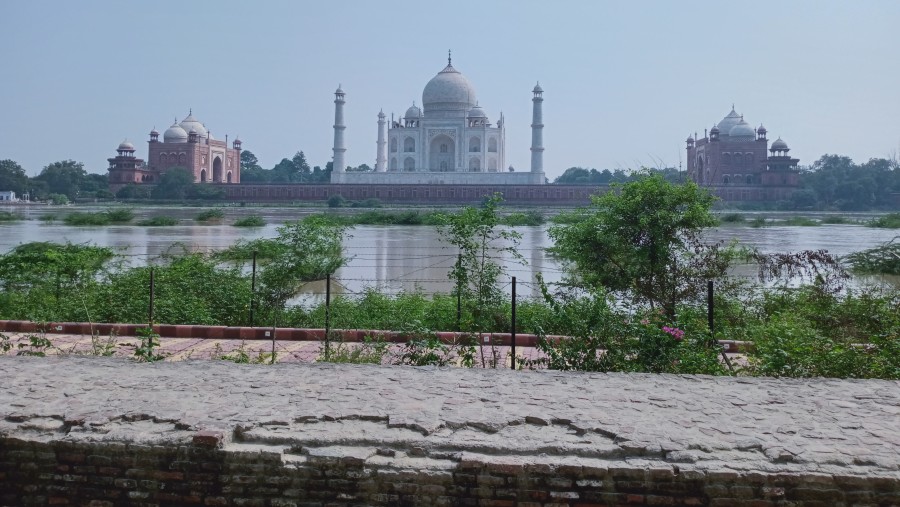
[2,436,897,506]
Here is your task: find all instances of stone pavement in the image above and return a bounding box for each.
[1,356,898,480]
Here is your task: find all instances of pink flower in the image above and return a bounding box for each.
[662,326,685,341]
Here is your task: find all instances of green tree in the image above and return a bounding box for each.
[151,167,195,200]
[0,159,30,195]
[439,194,523,333]
[256,216,350,315]
[550,173,732,319]
[35,160,86,201]
[292,151,311,179]
[116,184,152,200]
[240,150,261,172]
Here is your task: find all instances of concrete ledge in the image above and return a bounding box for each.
[0,357,897,505]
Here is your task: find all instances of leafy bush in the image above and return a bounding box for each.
[821,215,852,224]
[327,195,347,208]
[0,211,23,222]
[63,208,133,226]
[720,213,745,223]
[844,238,900,275]
[867,213,900,228]
[781,217,819,226]
[48,194,69,205]
[195,208,225,222]
[233,215,266,227]
[749,217,768,228]
[137,216,178,226]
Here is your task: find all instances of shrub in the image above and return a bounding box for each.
[327,195,347,208]
[233,215,266,227]
[195,208,225,222]
[867,213,900,229]
[720,213,745,223]
[0,211,23,222]
[137,216,178,226]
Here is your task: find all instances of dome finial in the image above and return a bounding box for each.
[189,108,192,115]
[448,49,451,66]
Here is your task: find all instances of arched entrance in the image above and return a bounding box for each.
[429,135,455,172]
[200,169,207,182]
[226,171,233,183]
[213,157,223,182]
[404,157,415,172]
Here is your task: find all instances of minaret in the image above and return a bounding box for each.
[375,109,387,172]
[332,85,347,180]
[530,82,544,178]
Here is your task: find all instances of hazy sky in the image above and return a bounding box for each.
[2,1,899,180]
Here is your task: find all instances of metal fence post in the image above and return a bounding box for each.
[510,276,517,370]
[249,250,257,327]
[456,253,462,332]
[148,266,155,326]
[325,273,331,355]
[707,280,714,345]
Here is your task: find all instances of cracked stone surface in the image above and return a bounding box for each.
[1,356,899,478]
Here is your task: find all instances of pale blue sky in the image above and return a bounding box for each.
[2,1,899,179]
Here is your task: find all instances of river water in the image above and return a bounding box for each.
[1,205,897,297]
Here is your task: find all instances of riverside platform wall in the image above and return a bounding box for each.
[1,357,899,506]
[213,183,799,205]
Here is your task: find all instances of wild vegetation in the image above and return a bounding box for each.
[0,179,898,378]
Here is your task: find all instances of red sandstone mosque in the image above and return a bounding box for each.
[108,111,242,192]
[686,107,800,201]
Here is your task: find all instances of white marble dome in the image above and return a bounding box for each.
[422,63,477,115]
[404,103,422,118]
[717,108,742,136]
[117,139,135,151]
[179,113,207,138]
[729,119,756,139]
[467,104,487,119]
[163,123,188,143]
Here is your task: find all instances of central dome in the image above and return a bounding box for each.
[422,63,477,116]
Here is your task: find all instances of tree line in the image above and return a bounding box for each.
[553,154,900,210]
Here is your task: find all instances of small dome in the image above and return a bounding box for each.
[163,123,188,143]
[179,112,207,138]
[757,124,767,134]
[335,85,344,94]
[710,125,720,134]
[118,139,135,151]
[404,103,422,119]
[533,82,543,93]
[467,104,487,119]
[149,128,159,136]
[771,137,790,151]
[717,108,742,136]
[686,135,694,143]
[729,119,756,139]
[422,62,477,115]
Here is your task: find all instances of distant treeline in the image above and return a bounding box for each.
[553,154,900,211]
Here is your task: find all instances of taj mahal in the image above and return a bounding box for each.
[330,54,546,185]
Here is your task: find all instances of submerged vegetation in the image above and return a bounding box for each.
[867,213,900,229]
[232,215,266,227]
[0,179,898,378]
[0,211,24,222]
[137,216,179,226]
[63,208,134,226]
[195,208,225,223]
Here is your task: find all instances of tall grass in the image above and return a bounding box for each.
[868,213,900,229]
[233,215,266,227]
[0,211,23,222]
[195,208,225,223]
[137,216,179,226]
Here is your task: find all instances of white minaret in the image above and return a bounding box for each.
[530,82,544,177]
[375,109,387,172]
[332,85,347,179]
